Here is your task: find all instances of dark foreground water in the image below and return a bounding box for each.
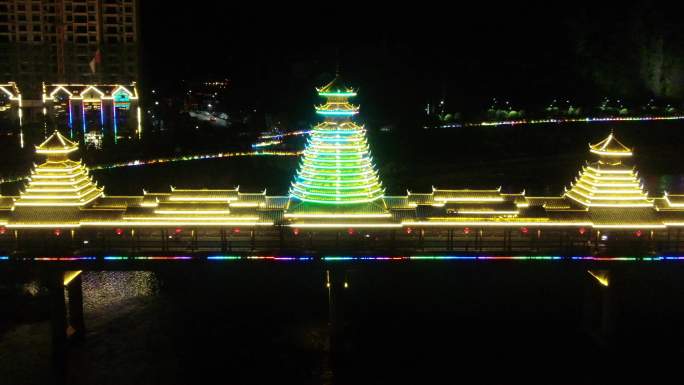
[3,264,684,385]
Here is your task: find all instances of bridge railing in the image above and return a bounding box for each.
[0,227,680,256]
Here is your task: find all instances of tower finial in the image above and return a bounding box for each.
[335,47,341,76]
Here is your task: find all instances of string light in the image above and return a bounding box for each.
[0,149,302,185]
[435,115,684,129]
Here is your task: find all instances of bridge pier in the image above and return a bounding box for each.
[65,272,86,342]
[47,270,67,385]
[325,268,351,366]
[47,270,87,385]
[583,269,615,348]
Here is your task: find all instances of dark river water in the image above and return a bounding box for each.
[3,120,684,384]
[4,265,684,385]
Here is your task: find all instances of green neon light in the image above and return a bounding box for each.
[295,181,382,191]
[319,92,357,97]
[291,185,383,198]
[295,196,384,204]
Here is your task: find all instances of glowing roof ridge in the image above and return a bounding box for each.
[589,132,632,157]
[316,73,356,94]
[36,130,78,155]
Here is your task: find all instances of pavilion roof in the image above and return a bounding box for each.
[35,130,78,154]
[317,74,355,94]
[589,132,632,157]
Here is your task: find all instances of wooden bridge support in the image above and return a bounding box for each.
[583,269,615,348]
[48,270,67,385]
[325,268,349,364]
[66,272,86,342]
[47,270,87,385]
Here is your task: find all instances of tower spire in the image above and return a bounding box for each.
[335,48,341,76]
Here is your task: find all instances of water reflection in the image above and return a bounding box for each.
[82,271,159,313]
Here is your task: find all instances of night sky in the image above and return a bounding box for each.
[140,3,684,124]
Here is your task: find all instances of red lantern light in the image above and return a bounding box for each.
[635,230,643,238]
[578,227,586,235]
[53,228,61,237]
[521,227,529,234]
[115,228,124,236]
[405,227,413,235]
[293,228,300,236]
[347,228,355,235]
[463,227,471,235]
[0,226,6,235]
[232,228,241,234]
[174,228,182,234]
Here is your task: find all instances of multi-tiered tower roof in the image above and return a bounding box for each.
[289,74,384,205]
[565,133,652,207]
[14,131,103,207]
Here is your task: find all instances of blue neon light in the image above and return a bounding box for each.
[81,103,86,134]
[316,110,359,116]
[113,104,118,143]
[68,100,73,128]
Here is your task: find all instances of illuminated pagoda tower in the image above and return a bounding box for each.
[286,74,393,228]
[565,132,652,208]
[15,130,104,208]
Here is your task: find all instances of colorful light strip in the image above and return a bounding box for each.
[34,257,96,261]
[0,150,303,184]
[252,140,282,148]
[5,255,684,263]
[133,256,193,260]
[245,256,313,261]
[258,130,311,140]
[435,115,684,129]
